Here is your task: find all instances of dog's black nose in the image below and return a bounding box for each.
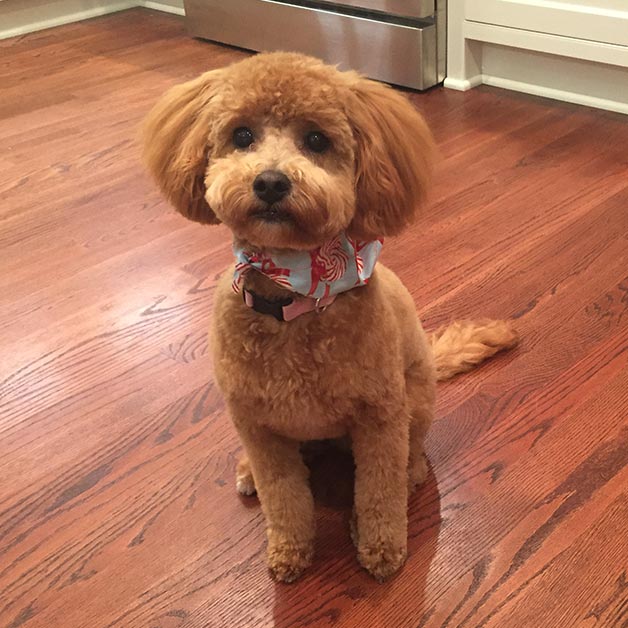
[253,170,291,205]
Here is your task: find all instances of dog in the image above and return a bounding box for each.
[142,52,517,582]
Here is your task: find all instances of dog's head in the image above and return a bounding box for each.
[142,52,434,248]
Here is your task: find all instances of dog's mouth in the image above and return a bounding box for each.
[251,206,294,224]
[242,205,328,250]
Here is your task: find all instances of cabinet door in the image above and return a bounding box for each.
[465,0,628,46]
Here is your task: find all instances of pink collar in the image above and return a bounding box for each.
[242,289,336,322]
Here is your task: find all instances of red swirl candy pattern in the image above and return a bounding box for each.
[232,233,383,300]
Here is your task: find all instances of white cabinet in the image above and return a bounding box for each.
[447,0,628,114]
[466,0,628,47]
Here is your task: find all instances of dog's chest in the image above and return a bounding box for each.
[213,312,386,439]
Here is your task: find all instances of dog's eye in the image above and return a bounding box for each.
[233,127,254,149]
[304,131,330,153]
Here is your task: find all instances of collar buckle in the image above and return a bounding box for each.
[243,289,292,322]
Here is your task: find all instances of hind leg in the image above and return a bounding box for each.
[405,361,435,493]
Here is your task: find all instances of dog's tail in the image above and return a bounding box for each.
[429,319,519,381]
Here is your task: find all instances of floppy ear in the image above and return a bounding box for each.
[346,77,435,239]
[142,70,224,224]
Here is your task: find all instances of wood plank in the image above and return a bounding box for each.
[1,8,627,628]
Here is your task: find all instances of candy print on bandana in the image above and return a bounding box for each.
[232,233,383,299]
[308,235,349,297]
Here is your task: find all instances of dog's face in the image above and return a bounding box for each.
[202,60,358,249]
[143,53,434,249]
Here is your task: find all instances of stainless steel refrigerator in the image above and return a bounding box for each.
[184,0,446,90]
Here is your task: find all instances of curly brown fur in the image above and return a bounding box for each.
[142,52,518,582]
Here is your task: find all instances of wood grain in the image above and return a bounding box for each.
[1,8,627,628]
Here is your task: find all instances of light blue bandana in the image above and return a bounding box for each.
[232,233,383,299]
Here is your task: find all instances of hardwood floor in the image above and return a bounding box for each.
[1,8,627,628]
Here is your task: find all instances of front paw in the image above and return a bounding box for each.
[357,541,407,582]
[267,541,313,583]
[236,457,256,496]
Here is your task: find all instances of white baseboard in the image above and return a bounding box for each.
[443,76,483,92]
[0,0,137,40]
[446,58,628,116]
[482,75,628,116]
[137,0,184,16]
[446,35,628,116]
[0,0,185,41]
[481,43,628,115]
